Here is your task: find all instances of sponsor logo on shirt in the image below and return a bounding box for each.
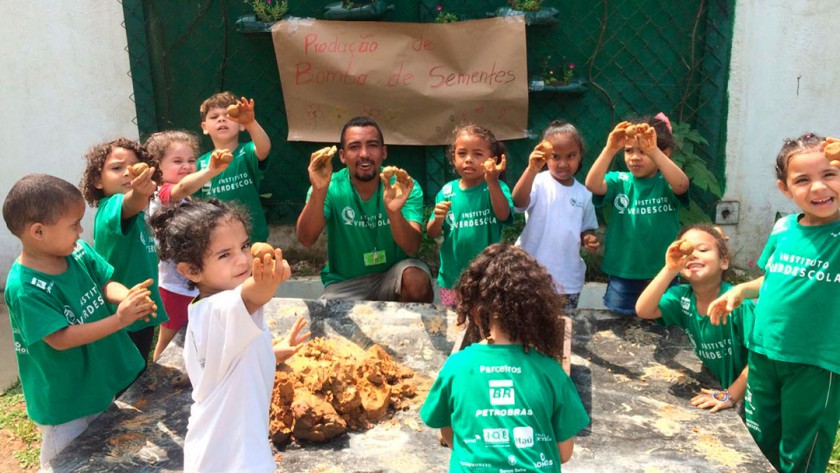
[489,379,515,405]
[569,197,585,208]
[483,428,509,444]
[680,296,690,311]
[29,277,53,293]
[480,365,522,374]
[535,432,554,442]
[513,426,534,448]
[533,453,554,469]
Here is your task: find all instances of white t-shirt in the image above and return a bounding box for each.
[183,286,276,473]
[515,173,598,294]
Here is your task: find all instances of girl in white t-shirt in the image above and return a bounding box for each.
[145,130,232,361]
[150,199,309,473]
[512,120,600,309]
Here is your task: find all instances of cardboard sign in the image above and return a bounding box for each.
[271,17,528,145]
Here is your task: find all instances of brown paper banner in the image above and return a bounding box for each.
[271,17,528,145]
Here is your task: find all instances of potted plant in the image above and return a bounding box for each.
[530,56,587,94]
[493,0,559,26]
[236,0,288,34]
[434,5,459,23]
[323,0,395,21]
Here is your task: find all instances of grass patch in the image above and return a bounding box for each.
[0,382,40,469]
[829,426,840,473]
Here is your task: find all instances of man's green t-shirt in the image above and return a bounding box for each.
[196,141,269,242]
[658,282,752,388]
[309,167,424,287]
[4,241,144,425]
[753,214,840,374]
[421,344,590,473]
[94,194,168,330]
[593,171,689,279]
[430,180,513,289]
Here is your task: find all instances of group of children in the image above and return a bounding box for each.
[3,89,839,472]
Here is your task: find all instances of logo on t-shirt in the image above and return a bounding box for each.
[483,428,509,444]
[513,426,534,448]
[489,379,515,405]
[64,305,80,325]
[614,194,630,213]
[29,277,53,293]
[341,206,356,225]
[534,453,554,469]
[570,197,585,208]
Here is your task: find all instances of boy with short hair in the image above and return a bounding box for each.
[3,174,155,469]
[196,92,272,242]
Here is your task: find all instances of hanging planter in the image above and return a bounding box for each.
[235,14,277,34]
[492,6,559,26]
[529,77,589,95]
[323,1,395,21]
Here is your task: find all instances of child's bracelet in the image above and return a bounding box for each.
[712,390,732,404]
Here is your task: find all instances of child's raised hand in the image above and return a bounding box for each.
[635,124,658,153]
[821,137,840,167]
[665,239,694,270]
[381,166,414,212]
[706,289,742,326]
[606,121,633,151]
[483,154,506,182]
[528,141,553,171]
[581,233,600,252]
[226,97,255,125]
[432,200,452,222]
[691,388,734,413]
[129,164,157,198]
[252,247,292,288]
[209,149,233,174]
[272,316,311,365]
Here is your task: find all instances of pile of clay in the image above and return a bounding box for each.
[269,337,419,445]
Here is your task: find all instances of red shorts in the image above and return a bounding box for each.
[159,287,193,331]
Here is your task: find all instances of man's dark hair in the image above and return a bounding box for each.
[339,116,384,150]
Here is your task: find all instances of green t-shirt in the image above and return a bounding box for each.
[657,282,752,388]
[309,167,424,287]
[94,194,168,330]
[196,141,268,242]
[421,344,590,473]
[4,241,144,425]
[593,171,689,279]
[430,180,513,289]
[753,214,840,374]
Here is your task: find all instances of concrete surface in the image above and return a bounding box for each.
[51,298,771,472]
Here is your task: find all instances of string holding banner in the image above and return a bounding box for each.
[271,17,528,146]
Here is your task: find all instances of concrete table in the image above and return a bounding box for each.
[51,299,771,472]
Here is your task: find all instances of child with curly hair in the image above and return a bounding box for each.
[80,137,168,363]
[421,244,589,471]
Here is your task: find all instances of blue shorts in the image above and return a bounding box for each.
[603,276,652,316]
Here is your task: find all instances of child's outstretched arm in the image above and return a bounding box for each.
[691,365,748,413]
[123,166,157,219]
[637,126,689,195]
[635,239,690,318]
[169,149,232,201]
[241,248,292,314]
[273,316,311,365]
[585,122,631,195]
[511,144,549,208]
[707,276,764,325]
[426,200,451,239]
[483,154,511,221]
[296,146,336,247]
[559,438,574,464]
[44,282,156,350]
[229,97,271,160]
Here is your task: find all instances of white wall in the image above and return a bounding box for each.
[0,1,138,282]
[723,0,840,267]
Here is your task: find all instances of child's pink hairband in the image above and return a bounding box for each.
[654,112,672,133]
